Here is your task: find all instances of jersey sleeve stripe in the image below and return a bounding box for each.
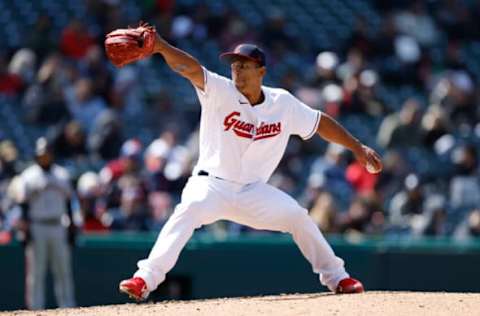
[302,111,321,140]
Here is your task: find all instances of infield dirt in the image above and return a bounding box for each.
[1,292,478,316]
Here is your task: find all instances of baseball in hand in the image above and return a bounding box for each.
[366,162,380,174]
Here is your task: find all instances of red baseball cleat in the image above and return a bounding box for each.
[335,277,364,294]
[119,277,149,301]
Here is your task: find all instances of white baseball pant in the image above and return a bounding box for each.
[134,175,349,292]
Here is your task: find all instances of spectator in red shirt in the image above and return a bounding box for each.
[60,20,95,60]
[346,160,379,194]
[100,139,143,184]
[77,171,109,233]
[0,55,22,96]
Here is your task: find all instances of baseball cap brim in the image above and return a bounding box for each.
[219,52,264,66]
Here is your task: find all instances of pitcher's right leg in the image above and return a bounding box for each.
[120,176,229,300]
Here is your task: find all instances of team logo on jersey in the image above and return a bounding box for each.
[223,111,281,141]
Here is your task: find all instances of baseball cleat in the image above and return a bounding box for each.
[335,277,364,294]
[119,277,149,301]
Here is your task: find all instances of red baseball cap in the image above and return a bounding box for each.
[220,44,266,67]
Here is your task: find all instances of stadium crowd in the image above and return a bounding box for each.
[0,0,480,244]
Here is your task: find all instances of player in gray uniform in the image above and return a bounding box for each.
[17,137,76,310]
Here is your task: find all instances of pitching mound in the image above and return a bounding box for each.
[1,292,478,316]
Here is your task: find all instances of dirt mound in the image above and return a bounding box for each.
[1,292,478,316]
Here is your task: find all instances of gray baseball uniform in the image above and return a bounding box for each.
[18,163,76,309]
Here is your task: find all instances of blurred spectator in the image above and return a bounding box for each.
[308,144,354,210]
[421,196,448,236]
[388,173,424,227]
[77,172,108,232]
[80,45,112,101]
[372,13,397,59]
[309,191,339,234]
[449,145,480,210]
[189,4,212,42]
[390,190,449,237]
[0,54,23,96]
[171,15,195,40]
[26,15,56,61]
[413,195,448,237]
[145,90,191,133]
[65,78,107,132]
[394,1,439,47]
[108,175,149,231]
[151,5,175,43]
[337,48,365,82]
[86,0,125,36]
[110,66,142,115]
[0,176,23,245]
[23,54,70,125]
[0,140,21,181]
[144,130,192,194]
[144,136,171,192]
[8,48,37,87]
[454,208,480,240]
[269,170,297,197]
[48,121,88,161]
[295,51,342,117]
[377,98,422,149]
[345,17,374,57]
[374,150,409,201]
[88,109,123,161]
[341,69,385,117]
[420,104,450,149]
[100,138,143,185]
[337,194,384,235]
[431,71,477,127]
[220,11,252,51]
[279,68,301,93]
[0,219,11,245]
[261,10,294,61]
[60,20,95,60]
[374,18,423,86]
[394,35,421,66]
[204,4,229,39]
[146,191,173,231]
[100,138,146,217]
[345,159,380,195]
[154,0,176,16]
[315,52,340,85]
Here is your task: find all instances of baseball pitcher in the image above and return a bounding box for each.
[105,23,383,300]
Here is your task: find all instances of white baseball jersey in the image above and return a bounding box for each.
[193,68,321,184]
[134,67,349,295]
[18,164,73,221]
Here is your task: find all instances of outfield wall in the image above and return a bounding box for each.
[1,233,479,310]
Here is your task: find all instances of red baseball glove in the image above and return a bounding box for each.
[105,22,156,67]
